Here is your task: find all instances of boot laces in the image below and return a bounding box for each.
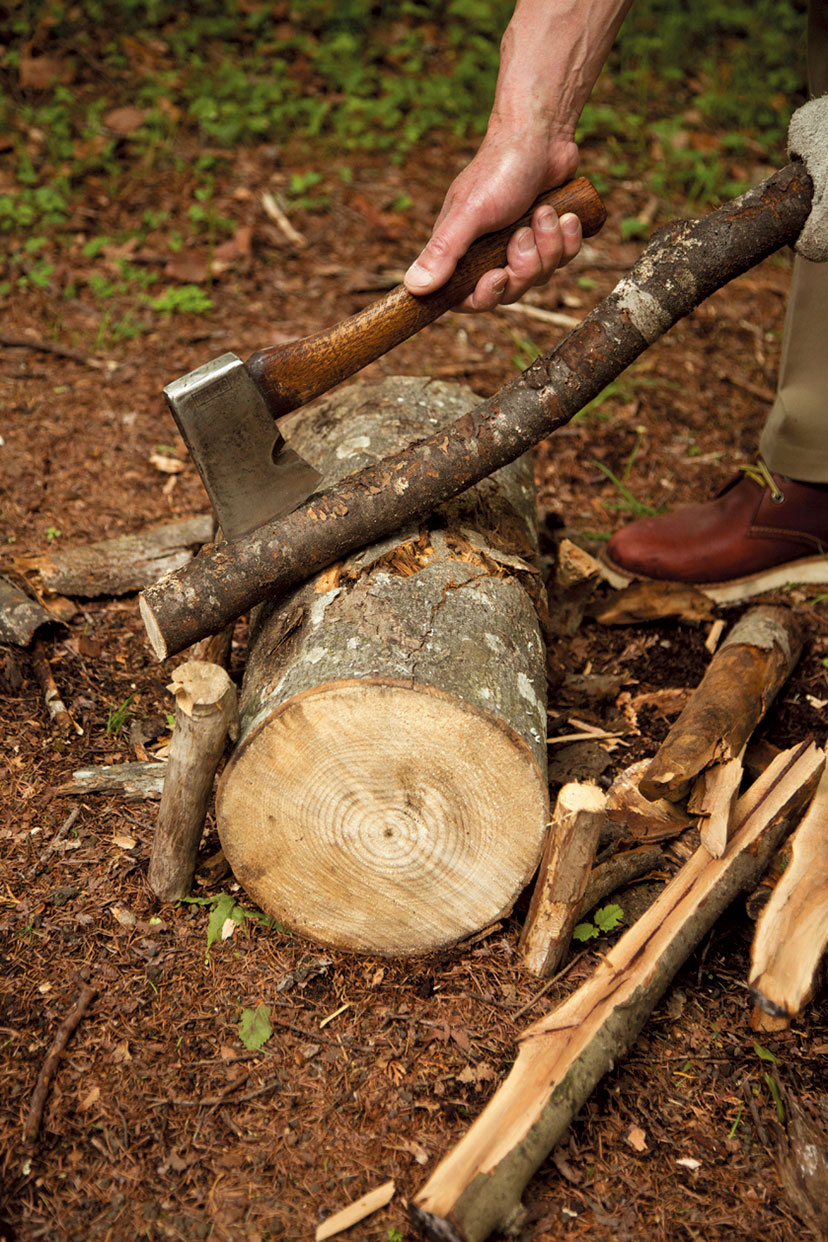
[738,460,785,504]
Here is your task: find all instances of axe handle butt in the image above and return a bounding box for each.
[247,176,606,419]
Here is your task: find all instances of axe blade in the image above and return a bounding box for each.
[163,353,322,543]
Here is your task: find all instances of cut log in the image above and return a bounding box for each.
[216,377,549,956]
[639,605,802,803]
[140,162,814,659]
[149,661,238,902]
[749,763,828,1020]
[409,741,824,1242]
[518,783,606,977]
[0,575,55,645]
[16,514,215,598]
[605,759,696,842]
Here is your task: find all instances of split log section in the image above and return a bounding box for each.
[216,377,550,956]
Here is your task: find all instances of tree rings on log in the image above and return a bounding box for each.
[217,377,549,956]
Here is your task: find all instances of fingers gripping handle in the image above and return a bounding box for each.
[246,176,607,419]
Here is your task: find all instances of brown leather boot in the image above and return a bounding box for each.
[602,467,828,602]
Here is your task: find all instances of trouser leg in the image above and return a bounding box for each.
[758,0,828,482]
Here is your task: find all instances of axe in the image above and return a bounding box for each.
[163,177,607,541]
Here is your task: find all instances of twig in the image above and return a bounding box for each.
[30,637,82,735]
[262,192,307,248]
[27,805,81,880]
[510,950,589,1021]
[24,982,97,1143]
[0,333,99,367]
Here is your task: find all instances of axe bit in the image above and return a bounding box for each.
[164,177,606,542]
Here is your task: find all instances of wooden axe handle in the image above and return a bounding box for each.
[246,176,606,418]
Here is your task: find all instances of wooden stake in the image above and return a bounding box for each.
[639,605,802,803]
[518,783,605,977]
[409,742,824,1242]
[148,661,238,902]
[749,763,828,1021]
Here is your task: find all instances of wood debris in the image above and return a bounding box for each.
[315,1180,395,1241]
[605,759,696,842]
[639,605,802,803]
[410,742,824,1242]
[15,513,215,598]
[749,763,828,1024]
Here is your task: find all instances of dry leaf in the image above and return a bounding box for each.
[20,53,70,89]
[79,1085,101,1111]
[625,1124,648,1152]
[112,833,137,851]
[103,106,149,135]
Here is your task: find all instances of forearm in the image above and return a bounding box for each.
[490,0,633,144]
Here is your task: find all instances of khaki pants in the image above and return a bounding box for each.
[759,0,828,480]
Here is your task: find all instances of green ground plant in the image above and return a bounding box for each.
[0,0,807,298]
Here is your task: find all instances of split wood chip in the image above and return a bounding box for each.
[315,1180,395,1241]
[605,760,695,843]
[592,580,714,626]
[690,751,745,858]
[749,762,828,1021]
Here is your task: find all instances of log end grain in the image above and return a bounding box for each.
[217,680,548,956]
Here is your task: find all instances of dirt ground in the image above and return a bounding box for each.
[2,128,828,1242]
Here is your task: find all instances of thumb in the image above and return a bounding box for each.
[404,214,479,295]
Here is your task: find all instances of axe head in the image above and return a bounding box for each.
[164,353,322,543]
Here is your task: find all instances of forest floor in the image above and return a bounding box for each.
[2,100,828,1242]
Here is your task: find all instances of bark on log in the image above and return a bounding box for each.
[216,377,549,956]
[149,661,238,902]
[749,764,828,1019]
[518,783,606,977]
[17,514,215,598]
[140,161,814,659]
[409,741,825,1242]
[639,605,802,803]
[0,575,54,645]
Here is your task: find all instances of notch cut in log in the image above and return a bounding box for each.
[518,782,606,977]
[410,741,824,1242]
[749,763,828,1021]
[216,378,549,956]
[140,161,814,659]
[148,661,238,902]
[639,605,802,803]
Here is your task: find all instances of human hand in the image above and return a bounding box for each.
[404,130,583,312]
